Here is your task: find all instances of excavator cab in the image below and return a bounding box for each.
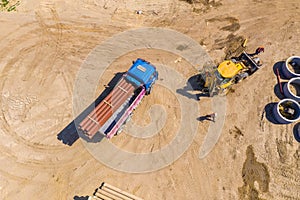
[217,60,244,79]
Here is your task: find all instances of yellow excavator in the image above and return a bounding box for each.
[199,47,264,96]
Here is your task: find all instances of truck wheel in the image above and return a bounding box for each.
[146,87,152,95]
[115,126,123,136]
[125,113,133,123]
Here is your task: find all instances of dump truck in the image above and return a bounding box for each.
[198,47,264,96]
[78,58,158,139]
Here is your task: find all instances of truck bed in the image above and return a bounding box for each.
[78,76,136,138]
[105,86,145,138]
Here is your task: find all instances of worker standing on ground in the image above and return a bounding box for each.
[205,113,217,122]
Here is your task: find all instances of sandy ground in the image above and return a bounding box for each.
[0,0,300,199]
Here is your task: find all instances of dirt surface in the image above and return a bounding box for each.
[0,0,300,199]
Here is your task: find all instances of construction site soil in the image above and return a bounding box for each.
[0,0,299,199]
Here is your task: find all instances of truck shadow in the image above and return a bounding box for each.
[57,72,125,146]
[176,74,208,101]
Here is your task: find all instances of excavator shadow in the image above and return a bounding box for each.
[176,74,209,101]
[57,72,125,146]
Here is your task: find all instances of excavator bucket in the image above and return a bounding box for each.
[199,65,219,97]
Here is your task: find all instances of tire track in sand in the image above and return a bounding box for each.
[0,8,120,186]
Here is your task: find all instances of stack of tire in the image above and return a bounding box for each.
[273,56,300,124]
[273,56,300,142]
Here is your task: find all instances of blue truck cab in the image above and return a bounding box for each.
[125,58,158,94]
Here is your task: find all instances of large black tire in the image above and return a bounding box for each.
[281,56,300,79]
[146,86,152,95]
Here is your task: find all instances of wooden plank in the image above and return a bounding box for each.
[101,187,132,200]
[118,85,128,93]
[96,189,123,200]
[95,190,114,200]
[88,116,100,125]
[90,196,102,200]
[104,100,113,107]
[102,183,143,200]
